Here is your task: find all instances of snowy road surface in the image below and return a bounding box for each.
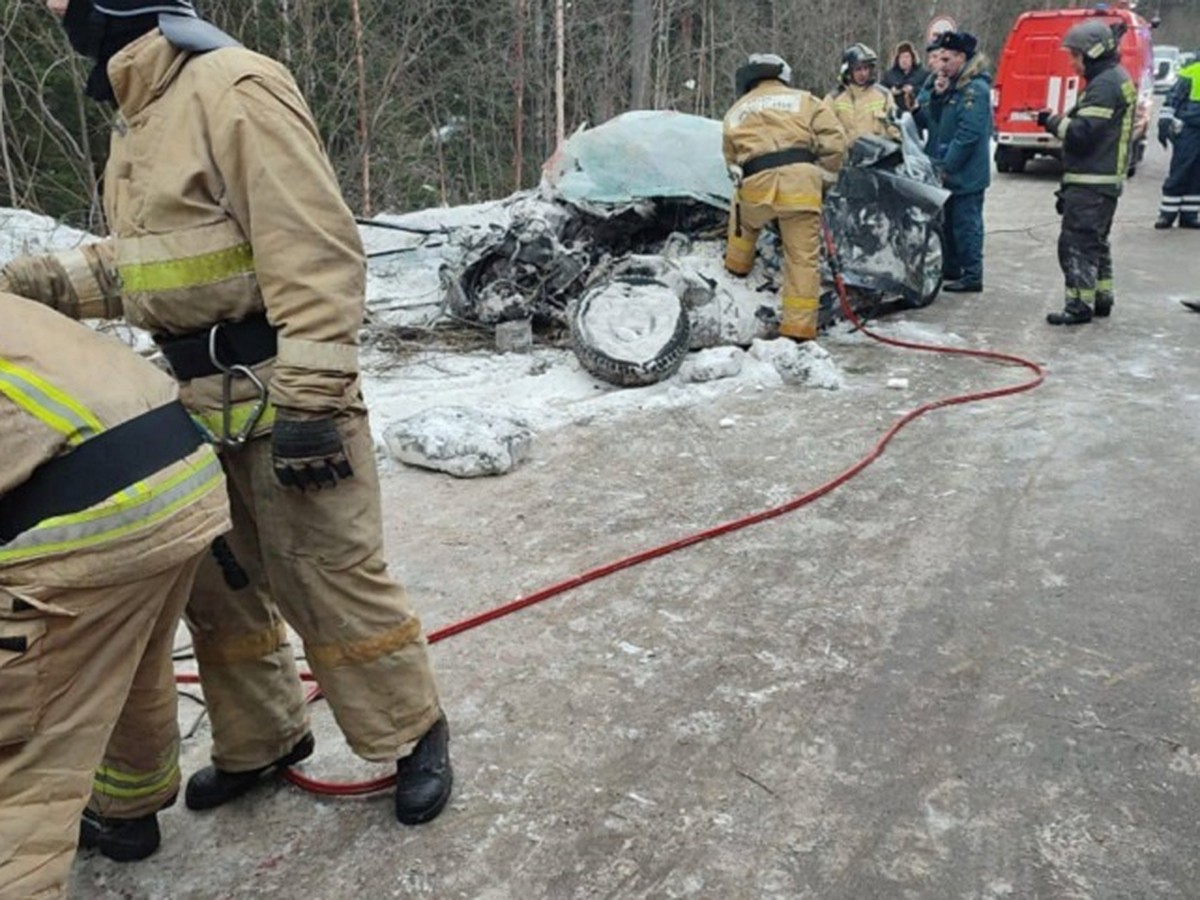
[68,137,1200,899]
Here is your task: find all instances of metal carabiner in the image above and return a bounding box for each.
[208,323,268,448]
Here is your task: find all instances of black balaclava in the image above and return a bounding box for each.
[61,0,159,104]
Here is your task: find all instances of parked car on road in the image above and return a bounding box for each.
[1154,44,1181,93]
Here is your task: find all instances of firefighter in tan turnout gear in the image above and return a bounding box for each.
[0,294,230,899]
[5,0,454,857]
[723,53,846,340]
[825,43,901,145]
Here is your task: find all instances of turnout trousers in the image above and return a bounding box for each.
[186,412,441,771]
[1059,185,1118,311]
[1160,126,1200,225]
[942,190,985,286]
[726,203,821,339]
[0,558,200,900]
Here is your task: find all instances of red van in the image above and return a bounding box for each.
[992,4,1155,175]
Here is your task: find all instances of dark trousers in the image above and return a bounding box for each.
[1059,185,1117,307]
[1161,125,1200,224]
[942,190,985,286]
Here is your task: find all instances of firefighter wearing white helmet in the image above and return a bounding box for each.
[1036,18,1136,325]
[5,0,454,862]
[825,43,900,145]
[723,53,846,340]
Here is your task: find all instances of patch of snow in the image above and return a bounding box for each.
[680,346,744,383]
[360,338,822,446]
[749,338,844,390]
[826,318,965,347]
[0,209,95,263]
[0,205,846,468]
[382,406,532,478]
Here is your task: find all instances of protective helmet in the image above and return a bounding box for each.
[840,43,879,84]
[63,0,235,63]
[735,53,793,97]
[1062,20,1118,60]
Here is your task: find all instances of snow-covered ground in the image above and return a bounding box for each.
[6,204,946,477]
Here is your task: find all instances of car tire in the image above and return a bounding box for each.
[995,146,1026,175]
[903,222,944,309]
[569,275,691,387]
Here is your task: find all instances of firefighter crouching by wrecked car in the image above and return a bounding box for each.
[5,0,453,854]
[0,294,230,899]
[825,43,900,145]
[1036,20,1135,326]
[723,53,846,341]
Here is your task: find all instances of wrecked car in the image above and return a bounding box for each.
[371,109,947,387]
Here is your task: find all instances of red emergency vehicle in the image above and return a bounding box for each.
[992,4,1155,175]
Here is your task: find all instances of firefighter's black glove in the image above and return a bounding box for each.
[1036,109,1052,129]
[1158,118,1173,149]
[271,416,353,491]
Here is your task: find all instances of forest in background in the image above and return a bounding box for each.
[1,0,1197,230]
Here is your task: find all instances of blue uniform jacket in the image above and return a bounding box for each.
[915,53,993,195]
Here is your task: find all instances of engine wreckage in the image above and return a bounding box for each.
[366,110,948,387]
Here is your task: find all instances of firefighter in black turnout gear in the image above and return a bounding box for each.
[1037,20,1136,326]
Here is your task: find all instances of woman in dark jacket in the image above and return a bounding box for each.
[881,40,926,110]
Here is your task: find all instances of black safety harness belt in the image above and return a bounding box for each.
[741,146,818,178]
[0,400,203,543]
[155,314,278,381]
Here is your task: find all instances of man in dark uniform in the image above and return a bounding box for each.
[1156,55,1200,230]
[914,30,992,293]
[1037,20,1136,325]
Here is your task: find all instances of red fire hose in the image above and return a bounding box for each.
[177,218,1045,796]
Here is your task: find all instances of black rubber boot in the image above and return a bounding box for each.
[1047,300,1093,326]
[1094,293,1113,318]
[942,279,983,293]
[395,714,453,825]
[1155,213,1176,230]
[79,810,162,862]
[1180,215,1200,229]
[185,732,315,811]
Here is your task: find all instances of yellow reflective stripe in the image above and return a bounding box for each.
[1056,119,1070,140]
[93,756,180,800]
[190,400,277,443]
[1116,84,1135,180]
[1063,173,1123,185]
[120,243,255,293]
[781,296,819,311]
[1096,279,1114,292]
[0,450,223,561]
[1076,105,1114,119]
[0,358,103,446]
[834,99,884,112]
